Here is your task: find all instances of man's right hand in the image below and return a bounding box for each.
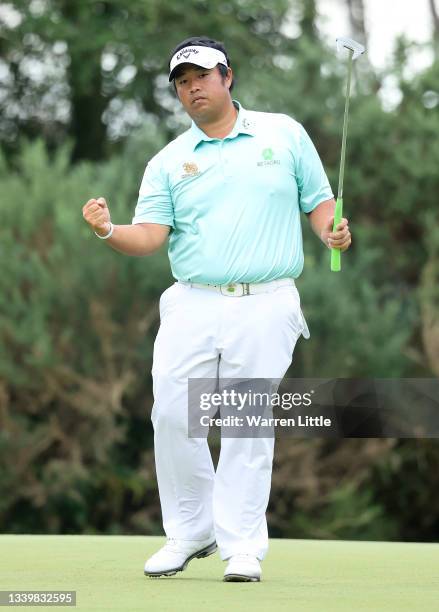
[82,197,112,236]
[81,197,170,256]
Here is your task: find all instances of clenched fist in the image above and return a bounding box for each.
[82,197,111,236]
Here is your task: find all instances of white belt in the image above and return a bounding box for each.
[179,277,295,297]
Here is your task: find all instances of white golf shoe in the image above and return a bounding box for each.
[144,537,217,577]
[223,554,262,582]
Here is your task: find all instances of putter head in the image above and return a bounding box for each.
[336,37,366,60]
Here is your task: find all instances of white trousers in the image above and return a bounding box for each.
[150,280,309,561]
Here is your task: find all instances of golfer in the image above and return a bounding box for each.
[82,36,351,582]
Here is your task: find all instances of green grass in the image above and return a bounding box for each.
[0,536,438,611]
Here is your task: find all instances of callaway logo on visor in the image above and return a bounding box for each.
[176,48,199,61]
[169,45,228,81]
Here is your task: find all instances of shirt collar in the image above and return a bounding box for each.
[188,100,255,151]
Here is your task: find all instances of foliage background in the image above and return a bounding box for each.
[1,0,438,540]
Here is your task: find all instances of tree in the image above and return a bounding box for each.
[345,0,368,46]
[429,0,439,37]
[0,0,292,160]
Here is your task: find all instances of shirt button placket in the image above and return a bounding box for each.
[220,140,231,179]
[218,140,225,180]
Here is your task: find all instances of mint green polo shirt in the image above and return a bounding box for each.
[132,100,333,284]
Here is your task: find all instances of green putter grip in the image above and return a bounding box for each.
[330,197,343,272]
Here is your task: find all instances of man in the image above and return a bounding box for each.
[82,36,351,582]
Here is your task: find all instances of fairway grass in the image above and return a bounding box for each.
[0,535,438,611]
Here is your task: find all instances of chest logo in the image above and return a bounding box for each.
[263,148,273,160]
[182,162,201,178]
[257,147,280,167]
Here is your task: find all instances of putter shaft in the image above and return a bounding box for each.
[337,48,353,200]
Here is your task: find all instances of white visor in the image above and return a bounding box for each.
[169,45,228,81]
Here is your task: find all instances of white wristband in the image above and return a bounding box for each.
[94,223,114,240]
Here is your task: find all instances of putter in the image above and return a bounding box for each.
[331,37,365,272]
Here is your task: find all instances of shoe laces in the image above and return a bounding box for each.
[163,538,181,553]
